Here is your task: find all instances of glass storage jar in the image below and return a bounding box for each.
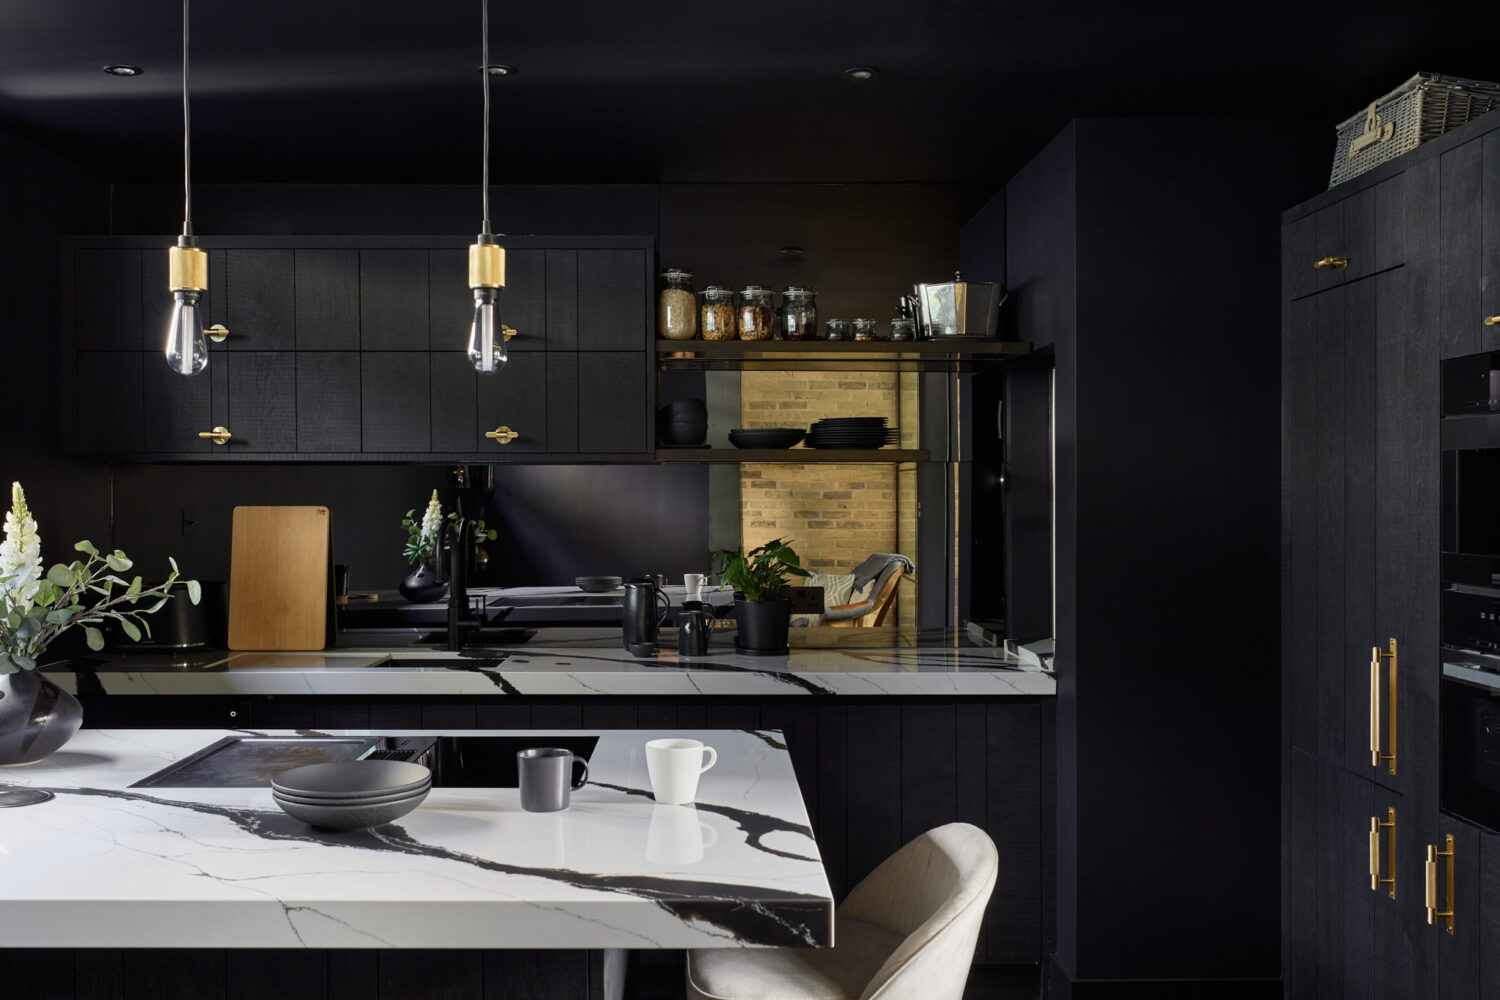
[852,317,878,341]
[738,285,775,340]
[779,286,818,340]
[823,318,849,341]
[658,269,697,340]
[888,317,915,341]
[700,285,736,341]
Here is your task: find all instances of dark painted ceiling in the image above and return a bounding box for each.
[0,1,1495,187]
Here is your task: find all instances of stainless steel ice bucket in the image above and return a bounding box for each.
[913,273,1006,339]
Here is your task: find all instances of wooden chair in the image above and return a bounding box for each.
[823,564,906,628]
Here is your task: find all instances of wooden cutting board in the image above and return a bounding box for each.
[228,506,333,651]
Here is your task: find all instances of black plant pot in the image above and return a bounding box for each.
[399,562,448,604]
[0,670,83,765]
[735,598,790,656]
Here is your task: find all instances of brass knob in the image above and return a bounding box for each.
[206,324,229,343]
[484,426,519,445]
[1484,316,1500,327]
[1314,255,1349,271]
[502,325,517,342]
[197,426,232,445]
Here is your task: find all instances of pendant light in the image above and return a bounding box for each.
[164,0,224,376]
[466,0,507,375]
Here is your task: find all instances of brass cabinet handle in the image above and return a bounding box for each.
[197,426,232,445]
[206,324,229,343]
[501,325,517,342]
[1314,255,1349,271]
[1370,639,1397,774]
[1426,834,1455,934]
[1370,807,1396,898]
[484,426,519,445]
[1484,316,1500,327]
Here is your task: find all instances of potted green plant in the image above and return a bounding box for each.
[399,490,448,603]
[0,482,198,766]
[711,538,810,655]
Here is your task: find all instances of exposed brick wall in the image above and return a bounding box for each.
[739,371,916,625]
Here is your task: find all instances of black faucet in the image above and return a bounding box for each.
[444,516,480,651]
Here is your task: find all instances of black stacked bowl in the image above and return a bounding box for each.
[658,399,708,447]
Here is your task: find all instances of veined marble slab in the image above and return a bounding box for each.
[45,634,1055,699]
[0,728,832,950]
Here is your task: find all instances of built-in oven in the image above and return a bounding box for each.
[1440,351,1500,831]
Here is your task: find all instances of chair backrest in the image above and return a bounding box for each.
[837,823,999,1000]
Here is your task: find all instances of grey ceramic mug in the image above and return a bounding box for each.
[517,748,590,812]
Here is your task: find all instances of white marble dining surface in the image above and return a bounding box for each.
[44,630,1055,699]
[0,728,832,950]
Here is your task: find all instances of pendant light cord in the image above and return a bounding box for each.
[182,0,192,239]
[480,0,491,239]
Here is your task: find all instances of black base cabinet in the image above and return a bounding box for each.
[63,235,656,463]
[1282,109,1500,998]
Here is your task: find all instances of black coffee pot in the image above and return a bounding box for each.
[622,577,670,655]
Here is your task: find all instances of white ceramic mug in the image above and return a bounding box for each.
[645,738,717,805]
[645,803,718,865]
[683,573,706,602]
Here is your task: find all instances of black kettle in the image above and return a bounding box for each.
[622,578,669,655]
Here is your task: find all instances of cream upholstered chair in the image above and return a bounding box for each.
[686,823,998,1000]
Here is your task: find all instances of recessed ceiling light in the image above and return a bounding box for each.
[102,64,144,77]
[480,65,516,77]
[842,67,877,82]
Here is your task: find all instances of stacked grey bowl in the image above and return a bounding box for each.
[271,760,432,830]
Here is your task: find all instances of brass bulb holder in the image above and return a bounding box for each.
[168,244,208,293]
[468,241,506,290]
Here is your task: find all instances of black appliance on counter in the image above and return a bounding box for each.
[1439,352,1500,832]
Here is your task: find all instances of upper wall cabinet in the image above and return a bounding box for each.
[1282,173,1406,300]
[63,235,655,462]
[1437,132,1500,359]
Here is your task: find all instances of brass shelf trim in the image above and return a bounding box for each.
[1370,638,1397,775]
[1370,807,1396,899]
[654,448,929,464]
[1426,834,1455,934]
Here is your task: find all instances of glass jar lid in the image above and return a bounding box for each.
[702,284,733,297]
[741,284,767,296]
[782,285,812,298]
[661,268,693,280]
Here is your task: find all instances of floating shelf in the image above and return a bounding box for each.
[654,448,930,463]
[656,339,1030,371]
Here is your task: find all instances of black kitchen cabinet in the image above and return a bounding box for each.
[1437,133,1500,359]
[62,235,655,461]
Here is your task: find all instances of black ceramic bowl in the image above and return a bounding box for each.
[659,423,708,446]
[660,399,708,420]
[576,576,624,593]
[728,428,805,449]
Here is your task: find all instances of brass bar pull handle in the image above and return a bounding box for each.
[1371,638,1397,774]
[196,426,232,445]
[1314,255,1349,271]
[484,426,519,445]
[1484,316,1500,327]
[1426,835,1455,934]
[1370,807,1396,898]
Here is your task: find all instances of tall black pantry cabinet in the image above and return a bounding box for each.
[1282,114,1500,998]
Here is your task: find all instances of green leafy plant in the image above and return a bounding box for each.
[0,482,199,674]
[445,511,498,551]
[711,538,810,602]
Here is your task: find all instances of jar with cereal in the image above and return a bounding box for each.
[658,269,697,340]
[738,285,775,341]
[700,285,736,341]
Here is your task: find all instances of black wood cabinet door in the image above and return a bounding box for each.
[577,249,647,351]
[224,352,297,452]
[76,352,144,454]
[360,249,429,350]
[143,355,213,453]
[475,350,548,453]
[1372,790,1437,1000]
[225,249,295,351]
[1436,816,1480,999]
[430,350,478,452]
[294,249,359,350]
[74,248,143,351]
[1480,829,1500,998]
[1440,138,1485,360]
[578,352,648,453]
[1484,131,1500,352]
[1284,291,1318,758]
[295,352,360,452]
[361,352,430,452]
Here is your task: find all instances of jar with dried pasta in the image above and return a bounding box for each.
[738,285,775,341]
[658,269,697,340]
[700,285,736,341]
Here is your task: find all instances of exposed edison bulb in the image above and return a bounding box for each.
[468,287,506,374]
[165,291,208,376]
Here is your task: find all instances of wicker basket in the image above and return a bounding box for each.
[1329,73,1500,188]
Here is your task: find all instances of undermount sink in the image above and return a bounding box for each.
[131,734,600,788]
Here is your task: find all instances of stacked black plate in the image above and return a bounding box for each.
[806,417,897,449]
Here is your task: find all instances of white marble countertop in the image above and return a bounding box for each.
[44,628,1055,699]
[0,728,832,949]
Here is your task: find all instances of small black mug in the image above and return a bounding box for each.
[517,748,590,812]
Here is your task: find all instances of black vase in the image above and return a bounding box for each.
[735,598,791,656]
[0,670,84,765]
[399,562,448,603]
